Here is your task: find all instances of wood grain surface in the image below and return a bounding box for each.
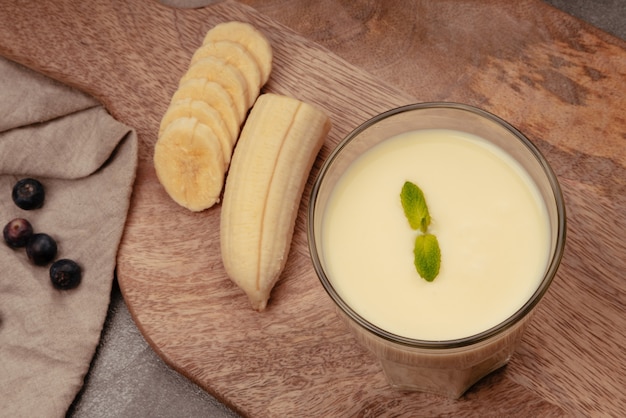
[1,0,624,416]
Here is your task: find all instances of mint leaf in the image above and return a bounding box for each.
[413,233,441,282]
[400,181,431,233]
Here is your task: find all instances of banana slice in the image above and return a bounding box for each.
[191,40,262,105]
[203,21,273,86]
[159,98,234,168]
[154,117,225,211]
[220,93,331,311]
[180,56,249,121]
[172,78,240,141]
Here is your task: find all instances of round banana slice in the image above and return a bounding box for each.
[154,117,225,212]
[179,56,249,121]
[191,40,262,105]
[203,21,273,86]
[172,78,240,141]
[159,98,234,169]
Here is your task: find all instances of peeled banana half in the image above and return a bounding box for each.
[154,21,273,211]
[220,93,332,311]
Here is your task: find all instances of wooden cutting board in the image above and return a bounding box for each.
[1,0,625,416]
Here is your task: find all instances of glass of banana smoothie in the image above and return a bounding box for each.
[308,103,566,398]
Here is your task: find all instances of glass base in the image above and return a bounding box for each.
[379,350,512,398]
[339,307,532,398]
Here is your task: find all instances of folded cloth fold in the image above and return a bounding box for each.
[0,57,98,132]
[0,57,138,417]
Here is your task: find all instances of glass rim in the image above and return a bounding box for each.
[307,101,567,349]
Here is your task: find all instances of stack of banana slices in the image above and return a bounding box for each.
[155,21,272,211]
[154,21,332,311]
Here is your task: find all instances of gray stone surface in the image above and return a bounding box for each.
[67,281,238,418]
[544,0,626,40]
[68,2,625,417]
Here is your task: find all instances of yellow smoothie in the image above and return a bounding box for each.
[322,129,550,341]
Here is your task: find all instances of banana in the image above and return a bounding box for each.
[179,56,249,120]
[220,93,331,311]
[155,21,273,212]
[154,117,225,211]
[203,21,273,86]
[191,41,262,105]
[171,78,240,144]
[159,98,234,169]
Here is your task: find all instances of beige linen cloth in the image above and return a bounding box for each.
[0,57,137,417]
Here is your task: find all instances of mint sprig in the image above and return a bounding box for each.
[400,181,441,282]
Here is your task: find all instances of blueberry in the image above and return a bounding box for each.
[26,233,57,266]
[12,178,45,210]
[50,259,82,290]
[3,218,34,248]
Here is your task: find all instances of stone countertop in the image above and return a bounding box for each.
[66,1,626,417]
